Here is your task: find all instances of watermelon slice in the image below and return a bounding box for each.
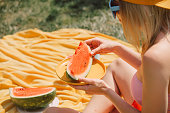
[66,42,93,81]
[9,87,56,110]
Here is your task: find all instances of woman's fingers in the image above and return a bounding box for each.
[70,78,110,95]
[84,38,94,45]
[70,85,90,90]
[85,37,99,44]
[85,38,101,46]
[78,78,95,84]
[70,78,95,91]
[91,46,102,55]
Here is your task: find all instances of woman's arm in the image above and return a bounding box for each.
[85,38,141,70]
[112,43,141,69]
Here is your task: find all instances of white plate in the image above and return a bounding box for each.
[17,97,59,113]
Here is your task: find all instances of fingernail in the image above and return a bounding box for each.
[78,77,83,81]
[94,54,100,60]
[78,77,82,79]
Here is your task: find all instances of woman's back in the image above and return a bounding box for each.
[134,31,170,112]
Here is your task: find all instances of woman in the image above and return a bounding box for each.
[45,0,170,113]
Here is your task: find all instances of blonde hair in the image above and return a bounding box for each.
[119,1,170,54]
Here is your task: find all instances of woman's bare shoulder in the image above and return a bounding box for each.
[143,37,170,74]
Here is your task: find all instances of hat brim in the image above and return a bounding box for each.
[123,0,170,9]
[156,0,170,9]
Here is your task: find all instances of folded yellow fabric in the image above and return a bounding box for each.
[0,28,135,113]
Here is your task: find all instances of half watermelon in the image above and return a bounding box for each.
[66,42,93,81]
[9,87,56,110]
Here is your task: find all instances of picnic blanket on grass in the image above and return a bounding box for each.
[0,28,135,113]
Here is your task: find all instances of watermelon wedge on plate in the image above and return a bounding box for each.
[56,42,106,85]
[9,87,56,111]
[66,42,93,81]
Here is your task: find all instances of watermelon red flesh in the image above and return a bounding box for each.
[13,87,53,97]
[67,42,92,80]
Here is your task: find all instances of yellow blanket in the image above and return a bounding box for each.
[0,28,135,113]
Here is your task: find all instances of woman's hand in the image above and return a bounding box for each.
[85,37,120,56]
[70,78,111,95]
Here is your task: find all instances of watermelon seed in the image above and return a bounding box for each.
[84,62,87,67]
[18,88,25,91]
[71,70,74,74]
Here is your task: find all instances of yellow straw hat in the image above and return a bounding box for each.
[122,0,170,9]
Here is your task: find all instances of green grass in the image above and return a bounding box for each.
[0,0,124,40]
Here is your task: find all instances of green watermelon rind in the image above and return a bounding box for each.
[66,43,93,81]
[66,57,93,81]
[66,71,79,82]
[9,87,56,111]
